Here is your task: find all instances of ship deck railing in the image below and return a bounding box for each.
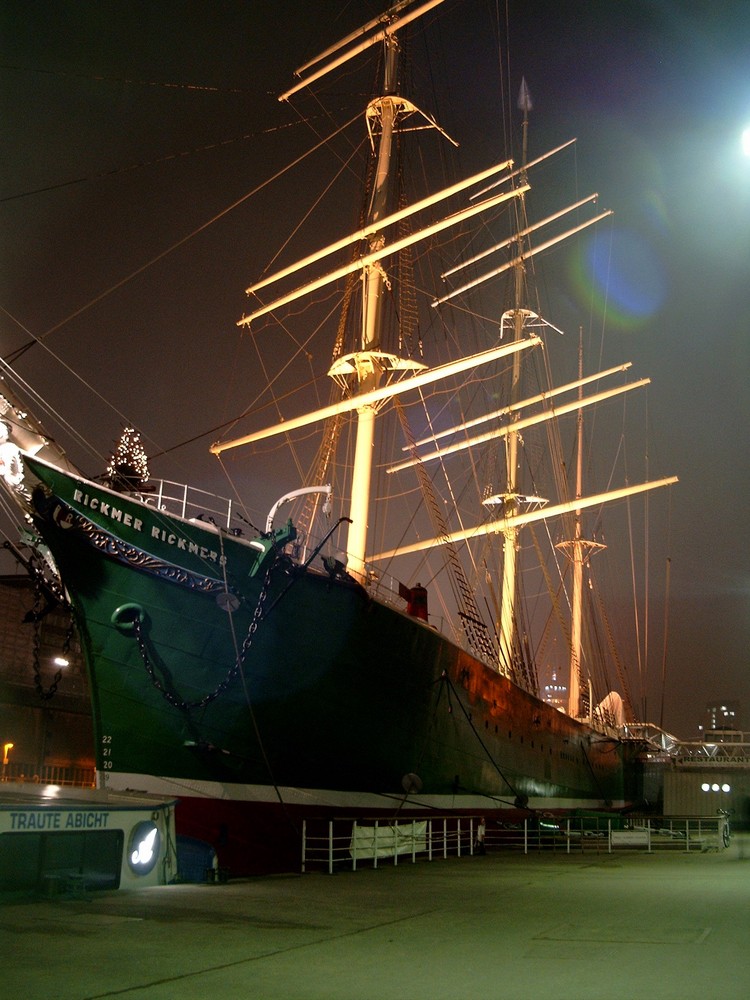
[301,813,731,873]
[141,480,235,529]
[134,482,455,631]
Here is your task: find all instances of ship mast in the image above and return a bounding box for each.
[218,1,538,586]
[495,80,534,677]
[556,333,606,719]
[347,31,400,583]
[220,1,467,585]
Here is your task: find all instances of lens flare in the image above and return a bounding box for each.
[570,228,666,330]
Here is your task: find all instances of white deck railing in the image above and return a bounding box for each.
[142,480,235,528]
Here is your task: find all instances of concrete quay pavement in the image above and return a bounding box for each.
[3,838,750,1000]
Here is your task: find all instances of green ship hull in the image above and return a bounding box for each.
[19,454,628,871]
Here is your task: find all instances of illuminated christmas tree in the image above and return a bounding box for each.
[105,427,151,492]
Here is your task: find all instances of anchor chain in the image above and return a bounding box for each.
[28,563,75,701]
[31,619,62,700]
[131,561,275,712]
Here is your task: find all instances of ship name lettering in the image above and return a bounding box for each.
[10,811,61,830]
[72,489,143,533]
[8,810,110,831]
[64,811,109,829]
[149,525,219,563]
[69,490,221,561]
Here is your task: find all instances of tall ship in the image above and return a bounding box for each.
[0,0,677,873]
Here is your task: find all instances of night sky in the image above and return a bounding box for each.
[2,0,749,739]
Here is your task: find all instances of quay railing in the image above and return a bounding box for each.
[513,814,730,854]
[301,813,731,873]
[302,815,480,873]
[0,762,96,787]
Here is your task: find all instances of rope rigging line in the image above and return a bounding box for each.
[3,116,364,489]
[0,339,111,466]
[0,60,250,94]
[216,532,292,818]
[6,110,362,363]
[592,583,635,721]
[393,397,499,665]
[0,123,311,207]
[440,671,522,805]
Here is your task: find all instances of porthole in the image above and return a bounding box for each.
[127,821,161,876]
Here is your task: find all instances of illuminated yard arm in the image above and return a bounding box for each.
[278,0,447,102]
[431,210,613,309]
[210,339,540,451]
[368,477,678,563]
[237,183,527,329]
[402,361,634,452]
[440,191,601,281]
[244,159,513,299]
[386,375,650,473]
[291,1,419,76]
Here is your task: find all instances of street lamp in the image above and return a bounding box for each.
[2,742,13,774]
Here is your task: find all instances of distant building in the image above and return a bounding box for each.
[700,700,741,734]
[667,725,750,831]
[543,669,567,712]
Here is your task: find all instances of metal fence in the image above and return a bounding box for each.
[0,762,96,787]
[302,816,480,873]
[301,813,730,874]
[143,480,234,528]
